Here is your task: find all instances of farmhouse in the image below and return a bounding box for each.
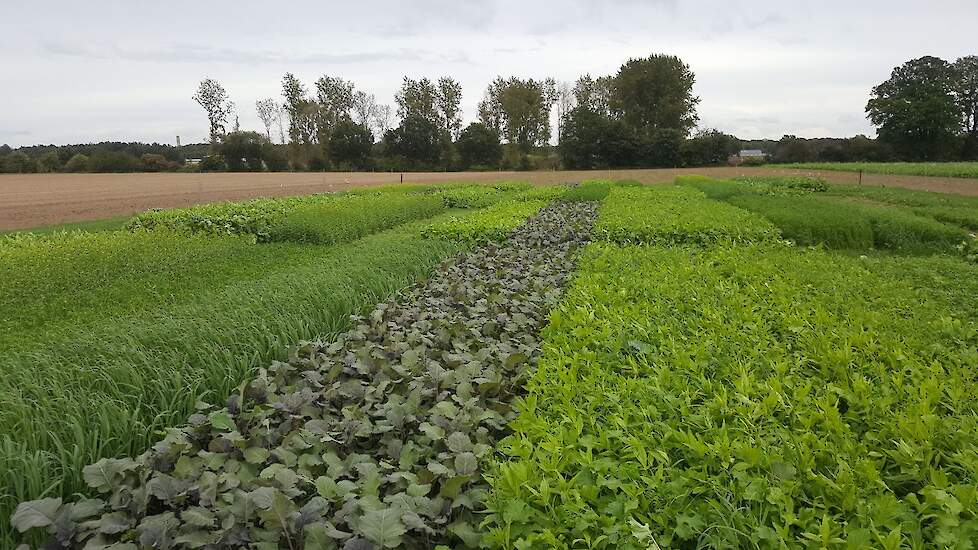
[728,148,768,165]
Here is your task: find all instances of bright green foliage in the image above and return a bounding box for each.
[126,194,341,238]
[484,243,978,549]
[677,174,827,199]
[0,216,130,236]
[562,180,611,202]
[487,181,533,192]
[825,184,978,209]
[727,194,968,252]
[423,200,548,242]
[0,231,308,350]
[264,194,445,244]
[0,218,466,548]
[733,175,829,192]
[613,180,645,187]
[595,185,780,245]
[911,206,978,230]
[8,203,597,549]
[784,161,978,178]
[438,186,513,208]
[513,186,568,202]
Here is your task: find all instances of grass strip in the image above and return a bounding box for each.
[727,194,968,252]
[422,199,548,243]
[595,185,781,245]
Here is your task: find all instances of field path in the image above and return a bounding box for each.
[2,167,977,230]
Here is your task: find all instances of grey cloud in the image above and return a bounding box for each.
[40,40,467,66]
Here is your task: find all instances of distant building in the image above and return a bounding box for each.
[185,158,203,165]
[728,149,768,166]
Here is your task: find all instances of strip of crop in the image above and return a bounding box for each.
[264,194,445,244]
[482,241,978,548]
[422,200,549,243]
[0,218,465,548]
[126,183,529,241]
[595,185,781,245]
[677,175,972,253]
[781,161,978,179]
[12,201,599,549]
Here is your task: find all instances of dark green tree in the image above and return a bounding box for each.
[558,106,640,169]
[773,135,815,163]
[64,153,90,172]
[329,120,374,170]
[866,56,961,160]
[478,77,557,155]
[954,55,978,159]
[37,151,63,173]
[680,129,740,166]
[644,128,684,167]
[281,73,317,169]
[611,55,699,136]
[384,116,441,168]
[456,122,502,169]
[2,152,36,173]
[218,131,266,171]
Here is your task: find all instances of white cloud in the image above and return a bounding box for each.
[1,0,976,146]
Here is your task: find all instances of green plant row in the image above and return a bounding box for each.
[678,174,827,200]
[594,185,781,245]
[422,200,549,243]
[264,194,446,245]
[728,194,968,253]
[483,242,978,548]
[562,181,611,203]
[126,193,343,238]
[0,216,468,548]
[9,202,600,549]
[782,161,978,179]
[676,175,974,253]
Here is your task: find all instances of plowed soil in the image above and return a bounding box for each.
[2,167,976,231]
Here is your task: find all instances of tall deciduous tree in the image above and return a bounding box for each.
[436,77,463,139]
[866,56,961,160]
[193,78,234,143]
[372,104,394,139]
[315,76,355,142]
[281,73,318,167]
[572,74,613,116]
[396,77,441,125]
[478,76,558,153]
[352,91,379,131]
[954,55,978,158]
[611,55,699,136]
[255,98,278,141]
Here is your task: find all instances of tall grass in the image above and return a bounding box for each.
[264,193,445,244]
[727,194,968,252]
[0,214,467,547]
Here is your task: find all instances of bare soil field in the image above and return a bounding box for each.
[2,167,976,231]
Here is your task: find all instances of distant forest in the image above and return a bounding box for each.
[1,53,974,174]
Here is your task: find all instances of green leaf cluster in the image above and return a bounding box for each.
[484,242,978,548]
[594,185,781,245]
[423,200,549,243]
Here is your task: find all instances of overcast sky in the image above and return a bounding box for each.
[1,0,976,148]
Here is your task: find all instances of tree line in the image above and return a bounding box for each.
[2,52,976,174]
